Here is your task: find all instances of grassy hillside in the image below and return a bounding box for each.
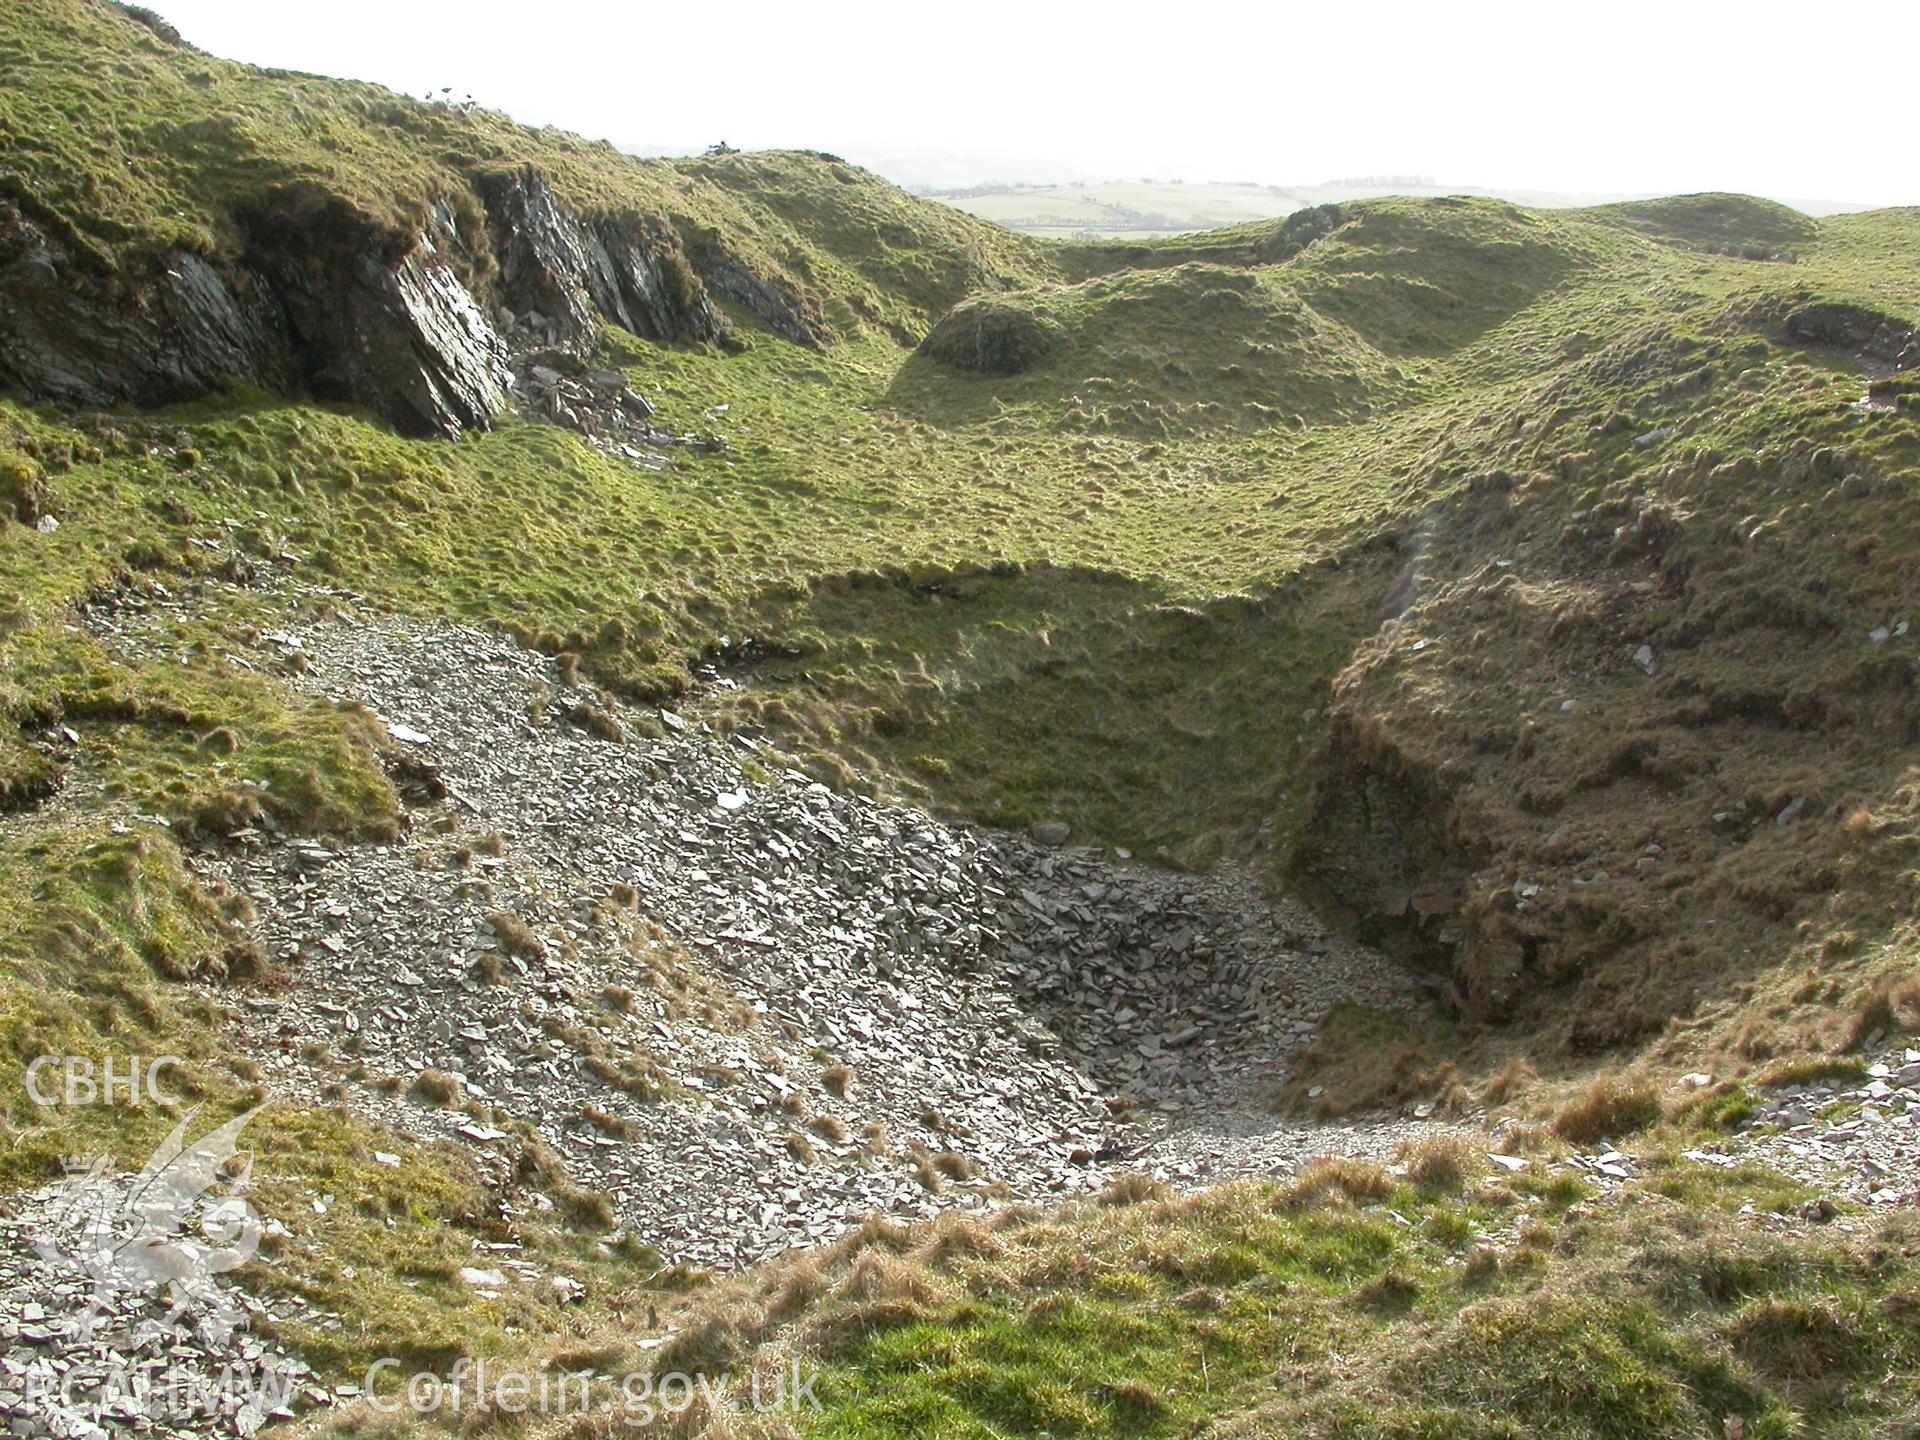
[925,179,1861,243]
[3,4,1920,1435]
[0,0,1053,336]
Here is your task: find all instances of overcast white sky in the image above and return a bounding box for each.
[147,0,1919,207]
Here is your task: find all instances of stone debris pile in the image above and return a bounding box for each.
[77,604,1427,1271]
[1731,1048,1920,1207]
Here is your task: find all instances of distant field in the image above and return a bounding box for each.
[929,179,1868,238]
[929,181,1300,238]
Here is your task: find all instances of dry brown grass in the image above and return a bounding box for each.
[807,1114,847,1144]
[819,1215,914,1263]
[488,910,545,960]
[578,1103,640,1140]
[1498,1121,1566,1156]
[1461,1246,1501,1287]
[561,1188,617,1230]
[655,1297,767,1378]
[1731,1019,1780,1062]
[911,1211,1006,1265]
[566,700,626,744]
[1395,1133,1483,1191]
[1481,1055,1538,1107]
[834,1249,943,1308]
[784,1133,816,1165]
[1838,974,1920,1050]
[763,1255,829,1325]
[1551,1070,1660,1145]
[821,1064,854,1099]
[1282,1156,1394,1208]
[1096,1172,1172,1207]
[930,1149,976,1181]
[409,1068,464,1107]
[1352,1269,1422,1312]
[908,1151,944,1193]
[1102,1378,1165,1418]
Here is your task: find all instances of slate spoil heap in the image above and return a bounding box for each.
[81,597,1427,1272]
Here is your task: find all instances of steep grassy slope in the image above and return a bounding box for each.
[0,0,1053,334]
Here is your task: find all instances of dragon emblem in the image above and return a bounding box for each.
[31,1104,269,1344]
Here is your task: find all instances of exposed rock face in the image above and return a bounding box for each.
[478,170,607,352]
[0,214,290,408]
[690,238,830,348]
[0,168,819,437]
[261,204,513,438]
[478,170,728,350]
[597,224,726,345]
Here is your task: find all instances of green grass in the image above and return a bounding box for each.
[540,1164,1917,1440]
[1582,193,1823,260]
[0,0,1053,341]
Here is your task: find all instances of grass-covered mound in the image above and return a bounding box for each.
[1280,196,1595,358]
[908,263,1412,433]
[917,292,1059,375]
[1585,193,1822,260]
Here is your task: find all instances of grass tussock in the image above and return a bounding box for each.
[488,910,545,961]
[1395,1133,1484,1191]
[408,1069,464,1108]
[609,1156,1920,1440]
[1552,1070,1661,1145]
[1283,1156,1395,1207]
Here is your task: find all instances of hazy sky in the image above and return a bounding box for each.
[148,0,1919,207]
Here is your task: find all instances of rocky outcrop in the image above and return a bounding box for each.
[0,209,291,408]
[689,238,830,348]
[0,168,817,438]
[258,202,512,438]
[478,170,724,351]
[595,224,725,345]
[477,170,607,352]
